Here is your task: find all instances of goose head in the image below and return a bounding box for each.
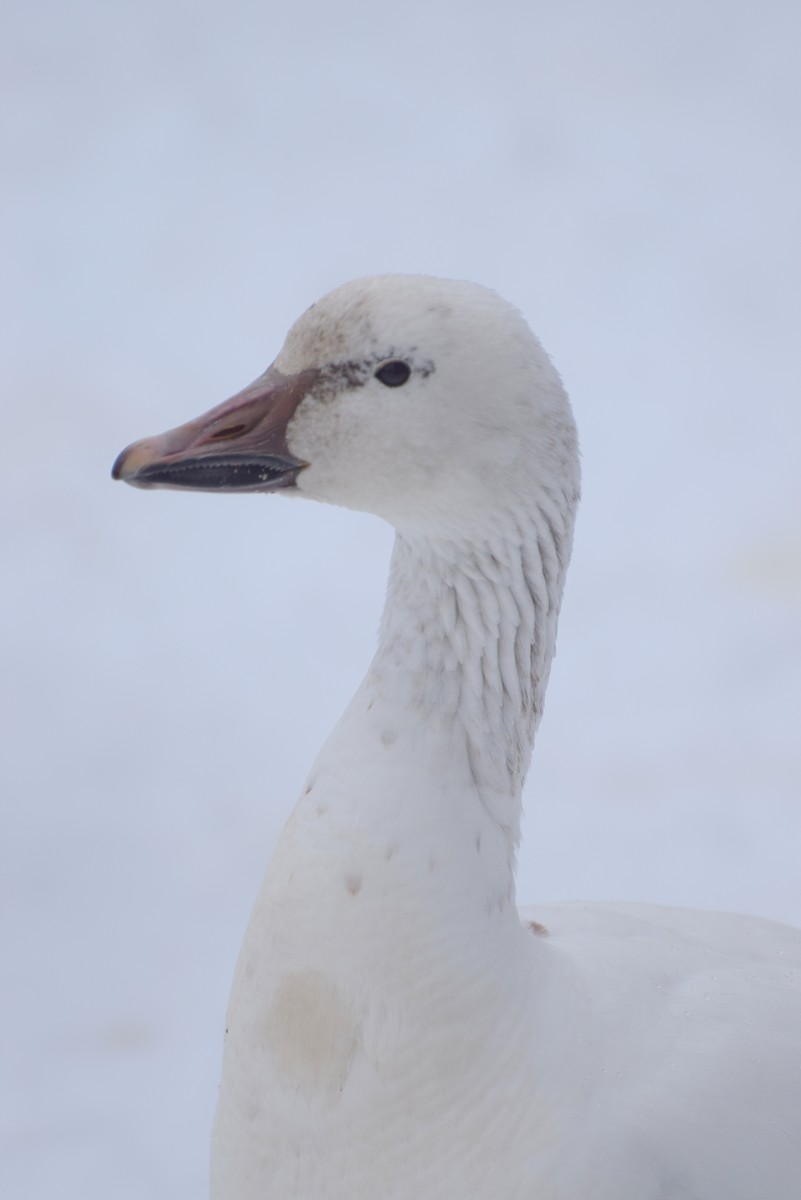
[112,274,579,539]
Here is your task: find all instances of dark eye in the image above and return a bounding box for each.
[374,360,411,388]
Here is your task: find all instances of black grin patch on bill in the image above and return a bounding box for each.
[135,454,305,491]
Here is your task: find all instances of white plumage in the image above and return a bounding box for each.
[114,275,801,1199]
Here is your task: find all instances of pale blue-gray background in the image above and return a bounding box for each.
[2,1,800,1195]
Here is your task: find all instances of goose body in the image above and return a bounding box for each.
[113,276,801,1199]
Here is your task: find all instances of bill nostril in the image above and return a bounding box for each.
[206,423,249,442]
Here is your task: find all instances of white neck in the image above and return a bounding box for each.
[385,520,564,800]
[294,495,573,917]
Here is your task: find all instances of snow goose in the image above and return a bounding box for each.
[113,275,801,1200]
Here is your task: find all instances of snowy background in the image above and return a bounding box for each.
[3,1,800,1195]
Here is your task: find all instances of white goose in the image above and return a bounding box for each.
[113,275,801,1200]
